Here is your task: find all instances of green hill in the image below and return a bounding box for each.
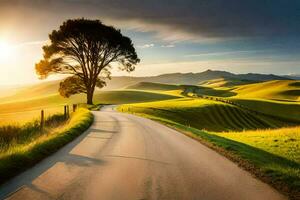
[118,98,297,132]
[126,82,180,91]
[199,78,257,88]
[182,85,236,97]
[233,80,300,101]
[229,98,300,122]
[0,80,61,103]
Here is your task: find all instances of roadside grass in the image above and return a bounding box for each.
[217,126,300,164]
[0,108,93,184]
[175,123,300,199]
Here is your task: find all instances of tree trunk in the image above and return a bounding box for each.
[87,90,94,105]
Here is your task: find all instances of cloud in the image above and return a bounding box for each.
[137,43,154,49]
[184,50,262,58]
[1,0,300,42]
[161,44,175,48]
[127,58,300,77]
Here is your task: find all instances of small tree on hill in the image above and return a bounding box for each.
[36,19,140,104]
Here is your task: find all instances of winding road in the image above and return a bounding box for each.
[0,106,286,200]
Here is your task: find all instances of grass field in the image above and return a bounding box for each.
[0,108,93,184]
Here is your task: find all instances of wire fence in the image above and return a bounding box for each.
[0,104,79,126]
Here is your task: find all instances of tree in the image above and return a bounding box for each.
[36,19,140,104]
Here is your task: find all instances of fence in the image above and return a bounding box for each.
[0,104,79,127]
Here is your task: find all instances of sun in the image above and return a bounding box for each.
[0,40,13,62]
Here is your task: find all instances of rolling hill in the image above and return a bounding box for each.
[199,78,257,88]
[233,80,300,101]
[0,69,292,102]
[126,82,181,91]
[118,98,297,132]
[0,80,61,103]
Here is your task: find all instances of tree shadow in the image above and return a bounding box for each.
[0,127,107,199]
[88,128,118,133]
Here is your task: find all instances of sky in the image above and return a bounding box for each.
[0,0,300,85]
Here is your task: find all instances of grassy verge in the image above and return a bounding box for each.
[0,108,93,184]
[118,105,300,199]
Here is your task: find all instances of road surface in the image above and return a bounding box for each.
[0,106,286,200]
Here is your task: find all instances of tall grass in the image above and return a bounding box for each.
[0,108,93,184]
[0,114,66,152]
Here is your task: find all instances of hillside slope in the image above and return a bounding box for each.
[199,78,257,88]
[233,80,300,101]
[0,80,61,103]
[126,82,180,91]
[119,98,297,132]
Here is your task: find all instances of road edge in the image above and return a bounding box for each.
[117,109,297,200]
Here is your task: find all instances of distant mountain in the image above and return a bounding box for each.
[283,74,300,80]
[237,73,290,81]
[105,69,291,89]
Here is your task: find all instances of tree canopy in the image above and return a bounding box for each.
[36,19,140,104]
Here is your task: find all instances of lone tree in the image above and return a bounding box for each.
[36,19,140,104]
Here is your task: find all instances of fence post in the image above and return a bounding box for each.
[41,110,44,130]
[67,105,70,118]
[73,104,77,112]
[64,105,67,119]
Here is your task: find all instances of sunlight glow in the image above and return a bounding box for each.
[0,40,13,63]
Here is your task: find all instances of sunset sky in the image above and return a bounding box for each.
[0,0,300,85]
